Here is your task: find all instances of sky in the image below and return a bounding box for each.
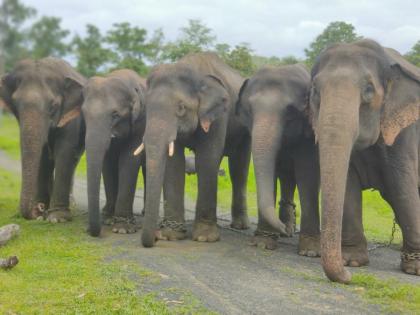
[25,0,420,58]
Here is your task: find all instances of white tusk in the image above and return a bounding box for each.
[168,141,174,157]
[133,143,144,156]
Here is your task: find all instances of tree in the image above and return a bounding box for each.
[162,19,216,62]
[0,0,36,71]
[253,55,301,69]
[146,28,165,65]
[217,43,255,77]
[72,24,115,77]
[304,21,360,67]
[105,22,151,75]
[29,16,70,59]
[405,40,420,67]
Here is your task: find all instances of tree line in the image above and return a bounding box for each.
[1,0,420,78]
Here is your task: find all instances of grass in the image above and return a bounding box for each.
[352,273,420,314]
[0,167,211,314]
[0,114,401,244]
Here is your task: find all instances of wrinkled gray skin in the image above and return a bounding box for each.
[79,69,147,237]
[237,64,320,252]
[0,58,85,222]
[310,39,420,283]
[141,52,252,247]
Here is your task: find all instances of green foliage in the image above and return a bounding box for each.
[105,22,150,75]
[28,16,70,59]
[0,0,36,71]
[304,21,360,67]
[405,40,420,67]
[161,19,216,62]
[252,55,302,70]
[71,24,115,77]
[223,43,256,77]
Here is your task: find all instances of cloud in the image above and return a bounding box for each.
[25,0,420,58]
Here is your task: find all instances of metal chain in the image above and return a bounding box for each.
[401,252,420,262]
[254,229,280,240]
[113,216,136,225]
[159,219,187,233]
[368,218,398,252]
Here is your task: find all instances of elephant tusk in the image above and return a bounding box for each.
[133,143,144,156]
[168,141,174,157]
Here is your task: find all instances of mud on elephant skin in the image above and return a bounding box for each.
[0,58,86,222]
[236,64,320,253]
[309,39,420,283]
[138,52,251,247]
[79,69,147,237]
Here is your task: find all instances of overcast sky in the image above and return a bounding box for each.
[25,0,420,58]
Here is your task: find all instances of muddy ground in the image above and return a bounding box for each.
[0,151,418,314]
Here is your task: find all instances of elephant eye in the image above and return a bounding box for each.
[112,111,120,119]
[176,102,186,117]
[362,83,375,104]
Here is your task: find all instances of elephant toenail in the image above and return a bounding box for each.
[349,261,360,267]
[197,236,206,242]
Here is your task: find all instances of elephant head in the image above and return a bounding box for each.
[236,64,311,236]
[0,58,85,219]
[309,39,420,283]
[139,63,230,247]
[79,70,146,236]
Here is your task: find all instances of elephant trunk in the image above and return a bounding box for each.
[85,126,111,236]
[19,110,48,219]
[317,81,360,284]
[142,116,176,247]
[252,113,287,235]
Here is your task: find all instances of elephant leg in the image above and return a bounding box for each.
[34,146,54,216]
[102,147,119,224]
[279,167,296,237]
[159,142,186,241]
[193,135,225,243]
[341,166,368,267]
[252,181,281,250]
[112,140,142,234]
[228,135,251,230]
[295,143,321,257]
[48,124,82,223]
[382,128,420,276]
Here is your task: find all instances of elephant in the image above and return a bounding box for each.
[137,52,253,247]
[236,64,320,252]
[0,57,85,222]
[309,39,420,283]
[185,155,226,176]
[79,69,147,237]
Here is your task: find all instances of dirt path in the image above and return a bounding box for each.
[1,150,417,314]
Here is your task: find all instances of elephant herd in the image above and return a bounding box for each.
[0,39,419,284]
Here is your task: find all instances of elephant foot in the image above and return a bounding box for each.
[298,234,320,257]
[230,213,250,230]
[0,256,19,270]
[342,241,369,267]
[249,229,279,250]
[46,209,72,223]
[400,251,420,276]
[280,200,296,237]
[192,221,220,242]
[102,207,115,225]
[157,219,187,241]
[30,203,46,220]
[111,216,139,234]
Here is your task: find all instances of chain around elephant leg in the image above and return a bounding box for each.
[157,219,187,241]
[401,251,420,276]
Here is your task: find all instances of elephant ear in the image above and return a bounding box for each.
[132,84,146,124]
[0,73,18,117]
[58,74,86,128]
[381,48,420,145]
[235,78,249,115]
